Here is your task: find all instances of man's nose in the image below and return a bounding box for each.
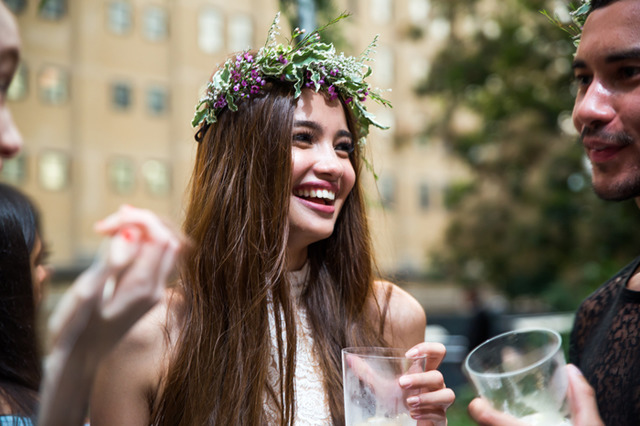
[572,80,615,132]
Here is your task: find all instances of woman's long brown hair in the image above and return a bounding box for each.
[151,82,389,425]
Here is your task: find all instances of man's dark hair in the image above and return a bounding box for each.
[590,0,621,13]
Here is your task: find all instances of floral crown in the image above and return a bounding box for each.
[192,12,392,147]
[541,0,591,47]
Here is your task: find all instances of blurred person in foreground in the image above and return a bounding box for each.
[0,183,50,425]
[470,0,640,425]
[0,3,185,426]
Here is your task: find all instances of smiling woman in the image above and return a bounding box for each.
[89,14,455,426]
[288,90,356,269]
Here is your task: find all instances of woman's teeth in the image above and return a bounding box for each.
[294,188,336,201]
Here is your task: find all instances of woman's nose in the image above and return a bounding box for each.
[0,105,23,162]
[314,144,344,179]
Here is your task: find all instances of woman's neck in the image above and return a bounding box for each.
[287,246,308,271]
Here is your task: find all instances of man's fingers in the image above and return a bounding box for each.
[468,397,528,426]
[567,364,604,426]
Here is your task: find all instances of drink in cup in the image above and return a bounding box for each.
[464,328,572,425]
[342,347,426,426]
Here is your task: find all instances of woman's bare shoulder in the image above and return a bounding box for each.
[371,280,426,349]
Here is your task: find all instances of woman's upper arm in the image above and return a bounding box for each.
[373,281,426,349]
[89,308,166,426]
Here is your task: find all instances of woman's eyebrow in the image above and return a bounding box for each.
[337,129,353,139]
[293,120,353,139]
[293,120,322,131]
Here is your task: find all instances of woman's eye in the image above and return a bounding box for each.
[335,141,355,154]
[293,132,313,144]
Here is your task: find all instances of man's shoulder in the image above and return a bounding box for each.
[579,255,640,306]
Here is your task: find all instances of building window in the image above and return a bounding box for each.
[146,85,168,116]
[198,7,223,54]
[408,0,431,24]
[3,0,27,14]
[7,63,28,101]
[370,0,392,24]
[228,14,252,52]
[419,183,430,210]
[380,175,395,209]
[108,156,135,194]
[38,150,69,191]
[39,0,67,20]
[107,0,133,35]
[375,46,395,87]
[0,153,27,184]
[112,82,132,110]
[143,6,168,41]
[38,65,69,105]
[142,159,170,196]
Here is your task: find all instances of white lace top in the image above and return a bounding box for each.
[264,263,332,425]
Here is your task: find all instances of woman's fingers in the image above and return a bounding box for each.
[406,342,446,371]
[94,205,184,247]
[399,369,445,392]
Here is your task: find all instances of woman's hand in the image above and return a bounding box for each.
[39,205,186,426]
[467,364,604,426]
[47,205,185,360]
[400,342,456,426]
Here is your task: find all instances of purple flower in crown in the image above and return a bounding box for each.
[327,85,338,100]
[250,85,261,94]
[329,68,339,77]
[278,54,288,65]
[244,53,254,62]
[233,84,240,92]
[214,97,227,109]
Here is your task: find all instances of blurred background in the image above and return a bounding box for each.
[4,0,639,423]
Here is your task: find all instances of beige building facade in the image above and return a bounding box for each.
[3,0,467,279]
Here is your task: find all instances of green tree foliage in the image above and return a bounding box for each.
[421,0,640,310]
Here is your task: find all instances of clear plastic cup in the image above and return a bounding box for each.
[464,328,572,425]
[342,347,426,426]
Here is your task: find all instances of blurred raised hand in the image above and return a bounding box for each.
[39,205,186,426]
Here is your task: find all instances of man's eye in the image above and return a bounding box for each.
[573,74,592,86]
[620,66,640,79]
